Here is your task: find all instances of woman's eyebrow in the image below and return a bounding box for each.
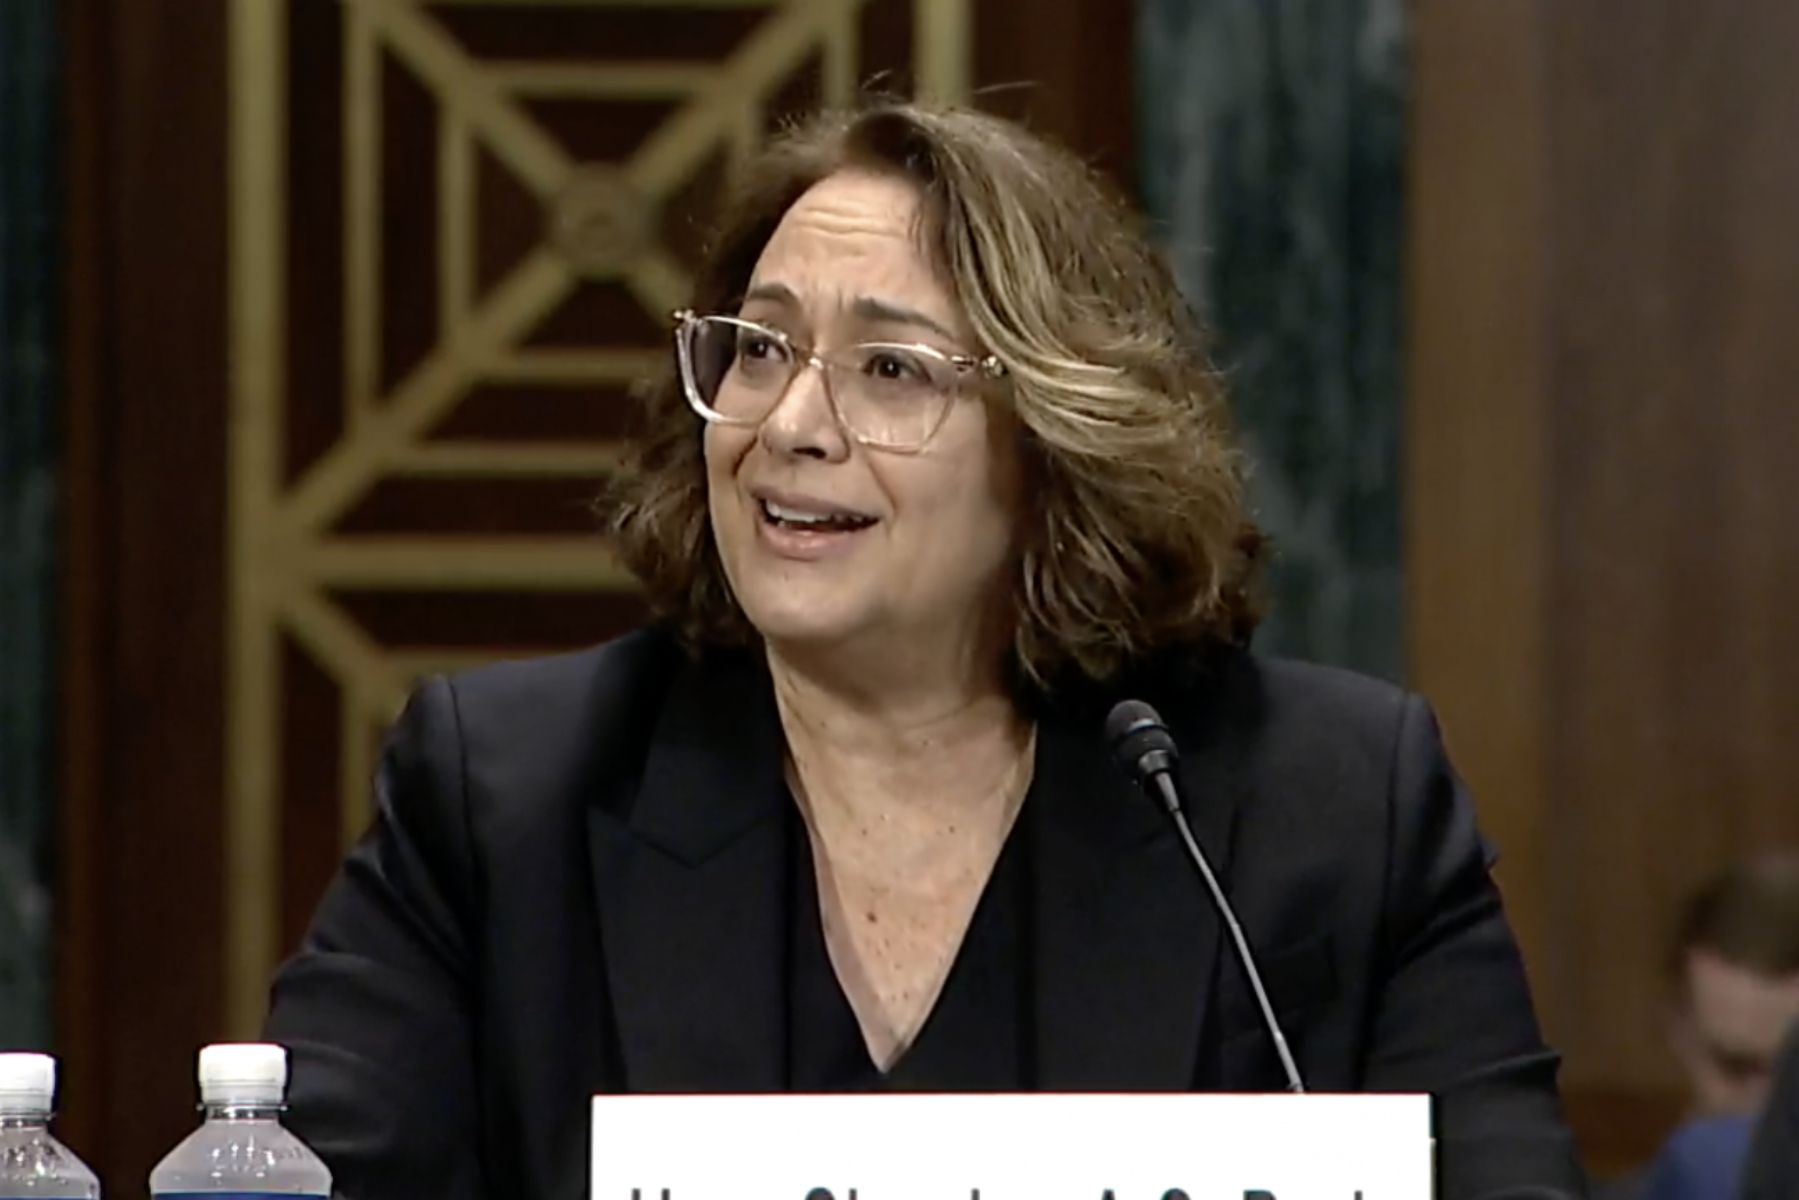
[849,295,958,342]
[739,283,960,343]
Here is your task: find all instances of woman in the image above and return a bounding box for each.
[266,101,1585,1200]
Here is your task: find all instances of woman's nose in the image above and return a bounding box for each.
[757,359,849,460]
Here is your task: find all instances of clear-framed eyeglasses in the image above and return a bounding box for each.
[671,309,1007,452]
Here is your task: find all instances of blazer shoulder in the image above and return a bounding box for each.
[1231,656,1501,878]
[1149,651,1431,852]
[421,626,688,830]
[442,625,684,724]
[1176,649,1414,757]
[1250,654,1410,729]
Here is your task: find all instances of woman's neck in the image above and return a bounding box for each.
[766,640,1033,827]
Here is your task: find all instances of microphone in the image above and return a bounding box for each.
[1104,700,1305,1094]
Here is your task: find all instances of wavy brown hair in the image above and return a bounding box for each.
[606,99,1266,690]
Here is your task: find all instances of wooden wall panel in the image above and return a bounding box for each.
[973,0,1135,189]
[57,0,230,1186]
[1410,0,1799,1177]
[1406,0,1551,981]
[1547,0,1799,1091]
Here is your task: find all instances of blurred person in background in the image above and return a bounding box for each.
[1596,852,1799,1200]
[1668,854,1799,1119]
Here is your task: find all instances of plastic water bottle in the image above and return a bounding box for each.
[0,1052,100,1198]
[148,1044,330,1198]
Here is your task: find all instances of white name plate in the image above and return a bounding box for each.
[592,1092,1432,1200]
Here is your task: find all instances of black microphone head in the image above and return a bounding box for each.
[1105,699,1180,783]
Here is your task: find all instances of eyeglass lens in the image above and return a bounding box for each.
[683,316,960,448]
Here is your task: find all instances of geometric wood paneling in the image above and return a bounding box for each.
[226,0,974,1035]
[63,2,1122,1189]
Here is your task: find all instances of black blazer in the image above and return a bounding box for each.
[265,627,1586,1200]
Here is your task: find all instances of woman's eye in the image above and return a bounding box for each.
[866,351,924,381]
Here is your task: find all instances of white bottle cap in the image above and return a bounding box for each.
[0,1052,56,1113]
[197,1042,288,1105]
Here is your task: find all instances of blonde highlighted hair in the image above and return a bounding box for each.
[606,99,1265,690]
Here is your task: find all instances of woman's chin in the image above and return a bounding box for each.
[740,601,873,652]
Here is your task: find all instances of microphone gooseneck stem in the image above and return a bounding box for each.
[1153,772,1305,1095]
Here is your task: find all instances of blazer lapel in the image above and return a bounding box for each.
[588,648,791,1093]
[1031,666,1248,1090]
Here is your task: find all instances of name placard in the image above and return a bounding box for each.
[591,1092,1432,1199]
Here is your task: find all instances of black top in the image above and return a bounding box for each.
[265,627,1586,1200]
[785,793,1033,1092]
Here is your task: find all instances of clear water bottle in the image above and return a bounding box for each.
[0,1052,100,1198]
[148,1044,330,1198]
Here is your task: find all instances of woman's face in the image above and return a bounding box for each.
[704,169,1023,671]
